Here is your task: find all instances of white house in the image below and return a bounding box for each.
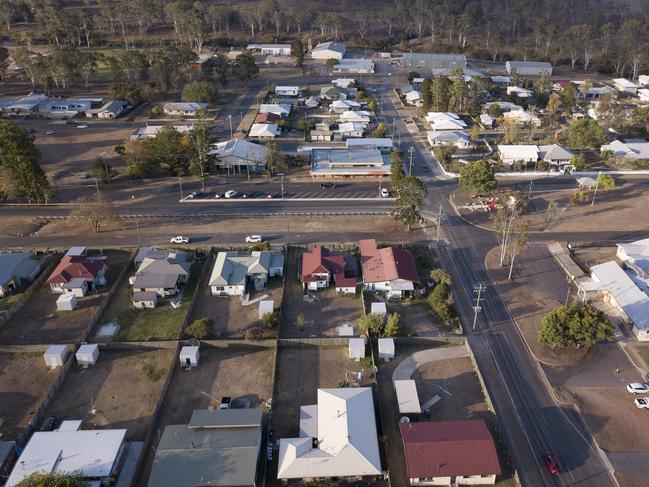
[507,86,534,98]
[259,103,291,117]
[246,43,291,56]
[209,251,271,296]
[480,113,496,128]
[163,102,208,116]
[130,125,194,141]
[405,90,422,106]
[638,75,649,87]
[601,139,649,161]
[427,131,473,149]
[277,388,382,481]
[339,110,371,124]
[617,237,649,274]
[638,88,649,102]
[333,78,355,88]
[538,144,574,168]
[613,78,639,95]
[503,110,541,127]
[249,123,279,138]
[425,112,467,131]
[312,41,346,60]
[346,138,393,151]
[87,100,128,119]
[276,86,299,97]
[484,101,523,113]
[498,145,540,165]
[331,99,361,113]
[337,121,366,138]
[505,61,553,76]
[360,239,419,299]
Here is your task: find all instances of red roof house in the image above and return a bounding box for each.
[301,246,346,291]
[47,255,107,296]
[359,239,419,298]
[400,420,501,485]
[255,112,281,124]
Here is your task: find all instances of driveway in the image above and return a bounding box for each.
[392,345,468,381]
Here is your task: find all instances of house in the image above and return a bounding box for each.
[400,420,502,486]
[312,41,346,60]
[249,123,279,138]
[259,103,291,117]
[578,84,614,99]
[246,43,291,56]
[270,252,284,277]
[490,76,511,86]
[338,121,366,138]
[427,131,473,149]
[47,250,107,296]
[7,422,127,487]
[638,89,649,102]
[130,125,194,141]
[405,90,422,106]
[505,60,553,76]
[255,112,281,124]
[333,78,355,88]
[276,85,299,97]
[300,246,347,290]
[210,139,268,172]
[346,138,394,151]
[502,110,541,127]
[617,237,649,274]
[320,85,356,101]
[331,99,361,113]
[332,59,375,74]
[305,96,320,108]
[209,251,271,296]
[4,93,49,113]
[507,86,534,98]
[613,78,639,95]
[498,145,540,165]
[601,139,649,161]
[483,101,523,113]
[425,112,467,131]
[538,144,574,168]
[0,253,41,297]
[87,100,128,119]
[480,113,496,128]
[131,250,190,299]
[402,53,466,75]
[277,388,382,481]
[360,239,419,298]
[163,102,208,116]
[339,110,371,124]
[311,149,390,178]
[335,275,357,294]
[148,409,263,487]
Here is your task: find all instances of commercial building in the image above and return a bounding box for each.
[210,139,268,172]
[505,61,553,76]
[311,41,346,60]
[310,148,390,178]
[402,53,466,75]
[332,59,375,74]
[246,43,291,56]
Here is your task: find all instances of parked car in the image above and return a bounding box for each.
[224,190,239,198]
[219,396,232,410]
[214,192,224,199]
[77,124,88,129]
[266,193,278,199]
[246,235,263,243]
[170,235,189,244]
[46,129,55,135]
[39,416,57,432]
[187,191,197,199]
[380,188,390,198]
[266,442,273,461]
[627,383,649,394]
[320,183,336,189]
[543,452,561,476]
[635,397,649,409]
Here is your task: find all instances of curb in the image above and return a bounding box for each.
[180,197,395,203]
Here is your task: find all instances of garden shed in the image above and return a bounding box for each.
[44,345,68,368]
[76,344,99,366]
[371,302,387,316]
[348,338,365,361]
[180,346,200,368]
[56,293,77,311]
[378,338,395,361]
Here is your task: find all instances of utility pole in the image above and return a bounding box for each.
[94,177,101,200]
[591,171,601,206]
[527,180,533,200]
[408,146,414,176]
[278,173,285,199]
[436,204,443,243]
[178,176,184,200]
[228,114,233,139]
[473,284,486,332]
[135,218,141,247]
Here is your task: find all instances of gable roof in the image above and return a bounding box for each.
[132,251,190,289]
[255,112,281,124]
[314,41,346,55]
[400,420,501,479]
[0,253,39,286]
[301,247,345,278]
[209,251,271,287]
[538,144,574,161]
[249,123,279,137]
[47,255,106,284]
[210,139,268,164]
[359,239,419,284]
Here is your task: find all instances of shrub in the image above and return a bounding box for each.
[358,313,384,336]
[262,311,279,329]
[142,361,164,381]
[185,317,212,339]
[245,326,263,340]
[383,312,402,337]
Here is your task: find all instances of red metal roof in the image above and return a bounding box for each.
[47,255,106,284]
[301,247,345,280]
[400,420,502,478]
[334,273,357,288]
[255,112,281,124]
[359,239,419,284]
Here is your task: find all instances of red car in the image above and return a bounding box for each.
[544,452,561,476]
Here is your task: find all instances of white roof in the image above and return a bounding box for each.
[277,388,381,479]
[276,85,299,91]
[394,380,421,414]
[346,138,393,150]
[45,345,67,357]
[498,144,539,160]
[7,428,126,486]
[405,90,421,101]
[613,78,638,89]
[77,343,98,356]
[430,119,467,131]
[507,86,533,97]
[249,123,279,137]
[484,101,523,112]
[163,102,208,112]
[180,345,199,357]
[313,41,346,55]
[591,261,649,330]
[349,337,365,350]
[491,76,511,84]
[378,338,394,353]
[259,103,291,115]
[56,294,76,304]
[503,110,540,124]
[371,302,387,314]
[601,139,649,160]
[259,300,274,314]
[210,139,268,163]
[338,121,366,133]
[617,238,649,272]
[427,131,471,145]
[339,110,371,123]
[332,99,361,109]
[132,125,194,138]
[425,112,460,122]
[333,78,355,88]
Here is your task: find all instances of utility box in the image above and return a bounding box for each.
[348,338,365,361]
[76,344,99,366]
[56,293,77,311]
[44,345,68,368]
[371,302,387,317]
[378,338,395,361]
[180,346,200,368]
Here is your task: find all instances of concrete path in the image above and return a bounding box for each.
[392,345,468,382]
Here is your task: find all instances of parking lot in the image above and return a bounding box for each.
[0,250,131,345]
[42,347,174,440]
[0,352,64,440]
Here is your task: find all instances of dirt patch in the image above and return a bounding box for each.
[280,247,363,338]
[0,250,131,345]
[385,300,445,336]
[0,352,63,440]
[43,348,173,440]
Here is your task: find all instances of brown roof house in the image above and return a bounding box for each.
[359,239,418,298]
[47,248,107,297]
[301,246,357,293]
[255,112,281,124]
[400,420,501,486]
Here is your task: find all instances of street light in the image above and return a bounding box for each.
[277,173,285,199]
[228,114,233,139]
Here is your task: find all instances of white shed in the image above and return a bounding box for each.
[348,338,365,361]
[337,324,355,336]
[76,344,99,366]
[371,302,387,317]
[56,293,77,311]
[394,379,421,414]
[378,338,395,361]
[44,345,68,368]
[259,300,274,319]
[180,346,200,368]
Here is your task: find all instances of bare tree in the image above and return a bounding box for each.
[71,195,121,233]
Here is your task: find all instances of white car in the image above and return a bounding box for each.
[46,129,55,135]
[380,188,390,198]
[245,235,263,243]
[224,190,239,199]
[627,383,649,394]
[170,235,189,244]
[77,124,89,129]
[635,397,649,409]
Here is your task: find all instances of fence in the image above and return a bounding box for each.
[177,249,214,340]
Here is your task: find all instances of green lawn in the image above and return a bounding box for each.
[635,345,649,368]
[0,292,22,313]
[114,260,204,341]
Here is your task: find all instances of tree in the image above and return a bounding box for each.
[233,51,258,84]
[111,81,146,104]
[0,121,50,203]
[245,326,263,340]
[563,119,607,149]
[91,156,112,183]
[429,268,451,286]
[297,118,315,137]
[188,122,214,190]
[358,313,384,336]
[459,160,496,194]
[538,303,613,349]
[201,54,229,88]
[383,313,402,337]
[291,39,304,67]
[596,173,616,190]
[181,81,218,106]
[186,317,213,338]
[262,311,279,328]
[15,472,81,487]
[371,122,387,138]
[393,176,427,231]
[390,150,405,188]
[326,58,339,74]
[0,46,10,80]
[421,77,432,111]
[431,76,451,111]
[265,142,287,177]
[492,193,527,268]
[71,195,121,233]
[427,283,455,323]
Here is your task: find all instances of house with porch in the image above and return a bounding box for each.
[209,251,271,296]
[360,239,419,298]
[47,248,107,297]
[131,250,191,300]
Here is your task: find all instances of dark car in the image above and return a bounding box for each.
[219,396,232,410]
[320,183,336,189]
[544,452,561,476]
[40,416,57,432]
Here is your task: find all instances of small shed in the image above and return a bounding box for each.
[56,293,77,311]
[348,338,365,361]
[371,302,387,317]
[337,324,355,336]
[76,344,99,366]
[378,338,395,361]
[259,300,274,319]
[133,291,158,309]
[44,345,68,368]
[335,275,357,294]
[394,380,421,414]
[180,346,200,368]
